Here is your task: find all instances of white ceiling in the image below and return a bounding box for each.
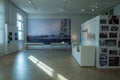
[11,0,120,15]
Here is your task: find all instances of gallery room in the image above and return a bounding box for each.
[0,0,120,80]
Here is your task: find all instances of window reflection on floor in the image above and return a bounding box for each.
[28,55,68,80]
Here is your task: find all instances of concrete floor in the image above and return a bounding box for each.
[0,49,120,80]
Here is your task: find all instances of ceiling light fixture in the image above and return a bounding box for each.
[92,9,94,11]
[59,0,67,12]
[28,0,31,4]
[81,9,85,12]
[28,0,37,10]
[59,9,64,12]
[63,0,67,10]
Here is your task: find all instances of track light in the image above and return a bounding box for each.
[28,0,37,10]
[92,9,94,11]
[28,0,31,4]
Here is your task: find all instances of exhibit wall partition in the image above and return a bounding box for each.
[27,18,71,45]
[81,15,120,68]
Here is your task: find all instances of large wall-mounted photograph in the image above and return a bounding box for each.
[27,18,71,45]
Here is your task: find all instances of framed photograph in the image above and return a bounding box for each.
[118,40,120,47]
[109,16,119,24]
[99,54,107,66]
[109,57,119,66]
[100,32,108,38]
[105,39,116,46]
[99,40,106,46]
[9,32,12,36]
[109,49,118,55]
[99,54,107,60]
[9,37,12,41]
[100,19,107,24]
[110,25,118,31]
[101,48,108,53]
[119,50,120,55]
[15,32,18,36]
[100,25,109,31]
[109,32,117,38]
[99,61,107,66]
[15,37,18,40]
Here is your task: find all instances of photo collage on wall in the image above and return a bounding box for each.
[8,32,18,43]
[8,32,12,43]
[99,15,120,67]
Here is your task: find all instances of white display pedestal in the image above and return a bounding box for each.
[72,44,95,66]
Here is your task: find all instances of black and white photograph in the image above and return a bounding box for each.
[100,32,108,38]
[101,48,108,53]
[105,39,116,46]
[99,61,107,66]
[100,19,107,24]
[109,50,118,55]
[99,54,107,60]
[109,16,119,24]
[15,32,18,36]
[109,32,117,38]
[119,50,120,55]
[99,40,106,46]
[118,40,120,47]
[110,25,119,31]
[15,37,18,40]
[100,25,109,31]
[99,53,107,66]
[9,32,12,36]
[109,57,119,66]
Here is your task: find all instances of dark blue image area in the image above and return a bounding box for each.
[27,36,71,45]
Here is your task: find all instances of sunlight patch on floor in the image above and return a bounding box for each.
[28,55,68,80]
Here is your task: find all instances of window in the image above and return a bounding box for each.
[17,13,24,40]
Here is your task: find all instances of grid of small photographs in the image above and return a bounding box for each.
[99,15,120,67]
[8,32,18,43]
[14,32,18,41]
[8,32,12,43]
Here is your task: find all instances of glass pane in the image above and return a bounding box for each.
[17,21,21,27]
[18,31,24,40]
[17,21,23,30]
[17,14,23,21]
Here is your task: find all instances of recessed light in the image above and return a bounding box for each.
[81,9,85,12]
[28,0,31,4]
[59,9,64,12]
[92,9,94,11]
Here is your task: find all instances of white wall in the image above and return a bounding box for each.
[0,0,5,54]
[5,0,27,51]
[28,14,95,43]
[114,3,120,15]
[0,0,27,54]
[81,16,99,46]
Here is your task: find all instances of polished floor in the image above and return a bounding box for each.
[0,49,120,80]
